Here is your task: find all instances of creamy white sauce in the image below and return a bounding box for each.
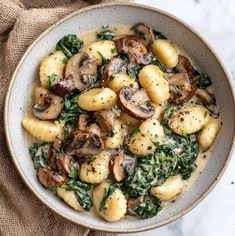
[25,24,220,213]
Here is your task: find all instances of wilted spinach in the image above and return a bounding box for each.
[194,69,212,89]
[161,104,175,128]
[151,57,168,73]
[58,93,86,133]
[99,183,118,212]
[96,28,114,40]
[65,180,93,211]
[29,142,51,169]
[124,131,198,197]
[127,195,162,219]
[56,34,84,58]
[153,30,167,40]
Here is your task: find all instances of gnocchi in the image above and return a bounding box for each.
[169,105,210,135]
[150,176,184,201]
[23,23,221,222]
[77,88,117,111]
[105,119,123,149]
[93,182,127,222]
[79,151,111,184]
[107,74,139,93]
[57,187,84,212]
[128,117,164,156]
[151,39,179,68]
[199,118,221,150]
[84,40,117,61]
[22,115,62,142]
[138,64,170,104]
[39,50,67,88]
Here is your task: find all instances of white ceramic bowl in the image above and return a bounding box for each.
[4,2,235,233]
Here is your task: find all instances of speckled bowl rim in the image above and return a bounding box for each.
[4,1,235,233]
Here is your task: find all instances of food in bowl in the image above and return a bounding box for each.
[21,23,221,222]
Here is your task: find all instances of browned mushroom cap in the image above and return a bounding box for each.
[127,196,144,209]
[195,88,213,105]
[56,155,74,174]
[52,51,99,96]
[94,110,116,133]
[110,151,126,182]
[118,86,155,120]
[101,58,127,87]
[78,114,101,136]
[37,168,68,188]
[32,91,63,120]
[132,23,154,45]
[169,72,197,104]
[63,129,104,158]
[175,55,194,77]
[113,35,152,65]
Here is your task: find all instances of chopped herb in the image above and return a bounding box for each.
[56,34,84,58]
[99,183,118,212]
[112,105,120,111]
[88,156,96,164]
[120,145,136,157]
[96,29,114,40]
[109,130,116,137]
[98,52,110,65]
[204,111,208,118]
[48,73,57,87]
[128,65,143,79]
[131,139,136,144]
[147,146,152,150]
[69,168,78,179]
[60,57,68,64]
[111,48,117,54]
[161,104,175,127]
[117,54,129,63]
[132,129,140,135]
[151,58,167,72]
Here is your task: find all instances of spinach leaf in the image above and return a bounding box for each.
[96,29,114,40]
[56,34,84,58]
[151,57,168,73]
[161,104,175,128]
[29,142,51,169]
[99,183,118,212]
[153,30,168,40]
[127,65,144,79]
[57,93,86,133]
[47,73,57,88]
[194,69,212,89]
[127,195,162,219]
[74,189,93,211]
[64,180,93,211]
[124,131,199,197]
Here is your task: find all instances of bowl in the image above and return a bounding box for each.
[4,2,235,233]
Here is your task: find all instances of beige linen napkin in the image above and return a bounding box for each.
[0,0,131,235]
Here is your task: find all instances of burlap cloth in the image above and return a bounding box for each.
[0,0,132,235]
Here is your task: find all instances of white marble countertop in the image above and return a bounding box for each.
[121,0,235,235]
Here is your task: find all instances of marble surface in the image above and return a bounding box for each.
[121,0,235,235]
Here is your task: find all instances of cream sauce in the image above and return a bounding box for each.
[25,24,220,211]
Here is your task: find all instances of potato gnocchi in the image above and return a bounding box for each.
[23,23,220,222]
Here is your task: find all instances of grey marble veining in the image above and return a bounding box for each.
[121,0,235,235]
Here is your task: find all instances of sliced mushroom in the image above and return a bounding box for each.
[52,51,99,96]
[175,55,194,78]
[110,151,126,182]
[37,168,68,188]
[118,86,155,120]
[32,88,63,120]
[47,147,58,171]
[127,196,144,209]
[78,114,101,136]
[94,110,116,133]
[77,114,91,130]
[195,88,213,105]
[63,129,104,158]
[169,72,197,104]
[56,155,73,174]
[101,58,127,87]
[113,35,152,65]
[132,23,154,45]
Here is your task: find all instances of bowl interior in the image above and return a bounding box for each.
[5,3,235,233]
